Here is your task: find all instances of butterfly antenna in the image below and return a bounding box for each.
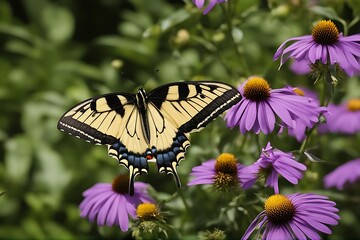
[147,69,159,82]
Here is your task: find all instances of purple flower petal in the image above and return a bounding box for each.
[106,194,120,226]
[324,158,360,190]
[242,193,339,239]
[193,0,205,8]
[97,193,117,226]
[118,196,129,231]
[79,181,153,232]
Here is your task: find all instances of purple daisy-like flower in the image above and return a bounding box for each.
[240,142,307,193]
[188,153,243,191]
[279,87,324,141]
[193,0,227,15]
[79,175,154,232]
[274,19,360,77]
[242,193,340,240]
[324,158,360,190]
[319,99,360,134]
[225,76,323,135]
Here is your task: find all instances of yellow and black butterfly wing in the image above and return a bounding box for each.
[58,93,152,195]
[148,81,242,133]
[57,93,136,145]
[147,102,190,186]
[144,81,241,182]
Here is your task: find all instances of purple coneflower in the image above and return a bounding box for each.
[188,153,243,191]
[242,193,340,240]
[240,142,307,193]
[79,175,154,232]
[193,0,227,15]
[319,99,360,134]
[274,19,360,77]
[324,158,360,190]
[225,76,323,135]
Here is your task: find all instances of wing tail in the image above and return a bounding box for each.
[108,142,149,196]
[155,132,190,188]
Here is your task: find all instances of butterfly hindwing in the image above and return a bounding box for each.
[147,102,191,185]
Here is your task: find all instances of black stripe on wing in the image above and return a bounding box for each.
[58,117,118,144]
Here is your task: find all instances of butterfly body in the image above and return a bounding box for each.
[58,81,241,195]
[135,87,151,143]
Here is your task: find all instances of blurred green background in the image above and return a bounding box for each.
[1,0,360,239]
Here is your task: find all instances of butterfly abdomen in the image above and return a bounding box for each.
[136,87,151,144]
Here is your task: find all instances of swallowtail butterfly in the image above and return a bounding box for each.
[58,81,241,195]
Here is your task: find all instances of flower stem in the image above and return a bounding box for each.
[177,187,191,214]
[239,133,248,152]
[299,65,333,154]
[255,134,262,154]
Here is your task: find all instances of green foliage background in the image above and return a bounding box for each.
[0,0,360,239]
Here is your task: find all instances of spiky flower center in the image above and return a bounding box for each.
[214,153,239,191]
[112,175,129,194]
[265,194,295,224]
[214,172,239,190]
[243,77,271,101]
[203,228,227,240]
[347,99,360,112]
[215,153,238,174]
[293,88,305,96]
[136,203,160,221]
[312,20,339,45]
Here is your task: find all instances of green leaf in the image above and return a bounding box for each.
[348,0,360,17]
[4,136,33,184]
[22,217,45,239]
[231,27,243,43]
[0,23,34,42]
[96,36,155,65]
[55,61,104,81]
[143,9,192,37]
[41,3,74,43]
[310,6,342,21]
[304,151,325,163]
[43,221,75,239]
[33,145,71,193]
[22,99,64,143]
[5,40,41,59]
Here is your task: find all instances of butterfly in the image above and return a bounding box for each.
[58,81,241,195]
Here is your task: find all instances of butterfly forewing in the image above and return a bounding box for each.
[148,81,241,133]
[57,93,135,145]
